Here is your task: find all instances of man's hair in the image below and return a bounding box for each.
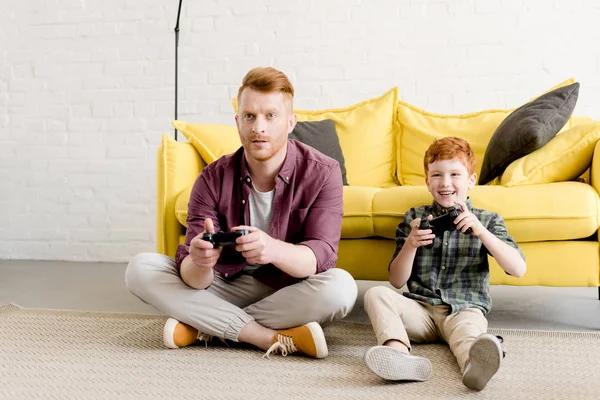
[237,67,294,104]
[424,137,476,175]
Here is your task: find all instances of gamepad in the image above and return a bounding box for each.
[419,206,472,249]
[202,230,251,247]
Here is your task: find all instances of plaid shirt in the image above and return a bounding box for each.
[391,198,524,315]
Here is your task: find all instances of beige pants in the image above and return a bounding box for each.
[364,286,487,372]
[125,253,358,342]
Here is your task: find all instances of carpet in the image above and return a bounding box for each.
[1,304,599,399]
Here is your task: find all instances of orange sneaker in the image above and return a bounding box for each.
[163,318,213,349]
[263,322,328,359]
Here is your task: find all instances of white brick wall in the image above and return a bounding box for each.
[2,0,600,262]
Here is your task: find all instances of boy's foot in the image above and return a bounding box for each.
[363,345,432,381]
[462,333,504,391]
[163,318,213,349]
[263,321,328,359]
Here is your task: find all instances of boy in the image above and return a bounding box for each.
[363,137,526,391]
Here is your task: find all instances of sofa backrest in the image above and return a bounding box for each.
[395,102,509,186]
[180,78,585,189]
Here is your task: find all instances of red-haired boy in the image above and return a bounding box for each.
[363,137,526,391]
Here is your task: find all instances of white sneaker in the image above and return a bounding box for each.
[364,345,432,381]
[462,333,504,391]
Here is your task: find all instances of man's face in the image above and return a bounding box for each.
[235,88,296,164]
[425,158,476,208]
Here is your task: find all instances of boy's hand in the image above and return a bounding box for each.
[454,201,486,237]
[407,217,436,248]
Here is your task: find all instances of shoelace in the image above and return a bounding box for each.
[495,335,506,358]
[197,332,228,348]
[263,334,297,359]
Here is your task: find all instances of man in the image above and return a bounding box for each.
[126,67,357,359]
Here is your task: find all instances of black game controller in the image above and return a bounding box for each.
[419,206,472,249]
[202,230,251,247]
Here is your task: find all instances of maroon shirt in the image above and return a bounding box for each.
[175,139,344,289]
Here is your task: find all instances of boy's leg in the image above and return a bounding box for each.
[363,286,438,351]
[434,306,488,372]
[435,306,503,391]
[125,253,276,343]
[362,286,437,381]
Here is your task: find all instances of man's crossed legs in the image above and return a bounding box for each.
[125,253,358,359]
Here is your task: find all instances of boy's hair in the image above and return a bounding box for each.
[424,137,476,175]
[237,67,294,104]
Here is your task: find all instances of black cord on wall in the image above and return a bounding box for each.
[174,0,183,141]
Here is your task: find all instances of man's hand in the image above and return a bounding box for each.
[231,225,276,265]
[189,218,222,269]
[454,200,486,237]
[406,217,436,249]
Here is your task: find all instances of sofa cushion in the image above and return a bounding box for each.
[173,121,240,164]
[372,183,599,242]
[500,122,600,186]
[174,120,349,186]
[479,82,580,185]
[289,119,348,185]
[175,185,380,239]
[396,103,508,186]
[174,186,192,228]
[396,79,578,186]
[341,186,380,238]
[234,88,399,188]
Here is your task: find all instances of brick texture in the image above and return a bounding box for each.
[1,0,600,261]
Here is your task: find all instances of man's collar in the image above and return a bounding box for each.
[276,140,296,184]
[239,140,296,185]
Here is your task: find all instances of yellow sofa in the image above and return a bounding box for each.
[156,84,600,296]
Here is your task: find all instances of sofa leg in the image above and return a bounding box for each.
[598,286,600,300]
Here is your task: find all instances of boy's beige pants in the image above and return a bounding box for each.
[364,286,488,372]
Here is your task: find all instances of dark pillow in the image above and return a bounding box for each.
[289,119,349,185]
[478,82,580,185]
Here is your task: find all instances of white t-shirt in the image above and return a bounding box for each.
[245,185,275,273]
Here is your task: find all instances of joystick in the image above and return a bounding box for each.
[202,230,251,247]
[419,206,472,249]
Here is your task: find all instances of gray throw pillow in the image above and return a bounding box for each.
[478,82,580,185]
[289,119,349,185]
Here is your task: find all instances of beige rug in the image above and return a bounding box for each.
[1,304,599,399]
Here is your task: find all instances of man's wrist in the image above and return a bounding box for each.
[268,237,283,266]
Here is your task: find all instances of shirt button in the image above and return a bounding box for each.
[441,266,446,270]
[224,273,229,278]
[246,177,251,183]
[242,200,246,204]
[444,242,448,246]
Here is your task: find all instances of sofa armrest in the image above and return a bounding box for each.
[591,139,600,232]
[156,134,206,258]
[591,139,600,193]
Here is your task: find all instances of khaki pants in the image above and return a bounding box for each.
[125,253,358,342]
[364,286,487,372]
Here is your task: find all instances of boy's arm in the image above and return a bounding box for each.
[454,201,526,278]
[478,216,527,278]
[389,210,435,288]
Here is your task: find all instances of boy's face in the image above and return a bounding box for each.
[425,158,476,208]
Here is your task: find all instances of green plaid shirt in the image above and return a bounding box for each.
[391,198,524,315]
